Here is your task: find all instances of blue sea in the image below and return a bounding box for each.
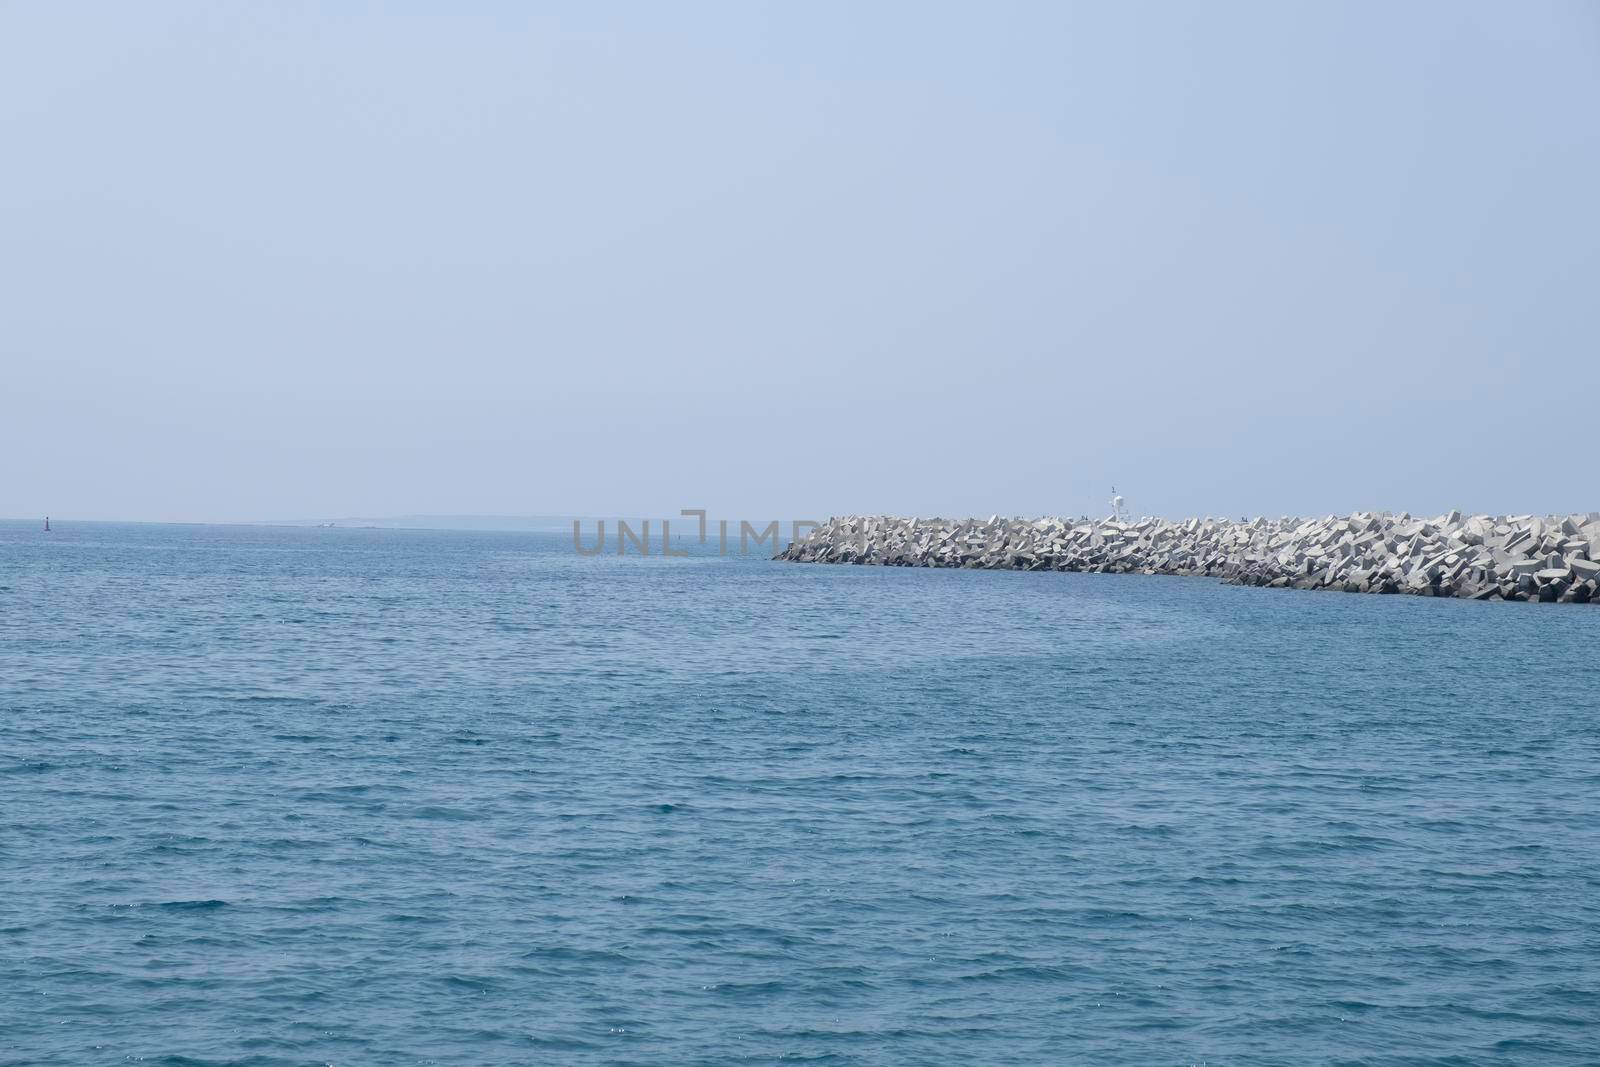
[3,521,1597,1065]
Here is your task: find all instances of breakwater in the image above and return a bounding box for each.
[778,512,1600,603]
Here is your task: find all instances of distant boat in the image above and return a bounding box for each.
[44,516,50,532]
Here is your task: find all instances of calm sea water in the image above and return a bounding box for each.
[2,521,1597,1065]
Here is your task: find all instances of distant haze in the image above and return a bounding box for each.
[5,2,1598,524]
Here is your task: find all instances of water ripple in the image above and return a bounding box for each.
[1,521,1597,1064]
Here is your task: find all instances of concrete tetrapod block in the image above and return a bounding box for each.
[774,512,1599,604]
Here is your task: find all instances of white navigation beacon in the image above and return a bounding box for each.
[1109,487,1126,522]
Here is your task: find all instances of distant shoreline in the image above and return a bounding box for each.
[3,515,589,534]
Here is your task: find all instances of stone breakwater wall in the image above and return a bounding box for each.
[778,512,1600,603]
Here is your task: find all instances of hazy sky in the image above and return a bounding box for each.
[4,2,1598,524]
